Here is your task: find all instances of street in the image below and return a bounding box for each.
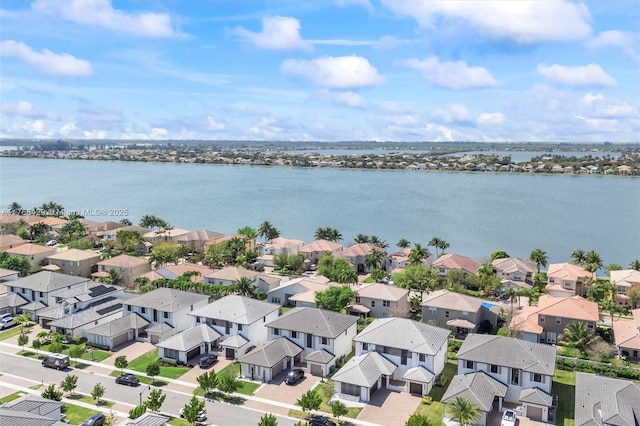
[0,351,299,426]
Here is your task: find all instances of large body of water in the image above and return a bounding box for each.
[1,157,638,268]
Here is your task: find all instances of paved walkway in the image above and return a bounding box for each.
[102,341,156,366]
[357,389,421,426]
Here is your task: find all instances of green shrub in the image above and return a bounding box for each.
[421,396,433,405]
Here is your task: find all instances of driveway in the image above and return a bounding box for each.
[357,389,421,426]
[177,357,234,385]
[254,370,322,405]
[102,341,156,366]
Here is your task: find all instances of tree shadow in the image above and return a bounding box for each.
[74,363,90,370]
[151,380,168,387]
[208,391,245,405]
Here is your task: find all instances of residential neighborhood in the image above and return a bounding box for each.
[0,211,639,426]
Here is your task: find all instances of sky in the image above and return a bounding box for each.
[0,0,639,142]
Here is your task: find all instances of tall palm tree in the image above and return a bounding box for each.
[354,234,370,244]
[369,235,389,249]
[438,239,450,255]
[8,202,23,215]
[365,248,384,271]
[397,238,411,249]
[585,250,603,272]
[336,267,357,285]
[446,397,480,426]
[428,237,442,258]
[314,227,342,242]
[409,243,428,266]
[233,276,256,298]
[560,321,596,353]
[630,259,640,271]
[571,249,587,266]
[529,248,548,273]
[258,221,280,241]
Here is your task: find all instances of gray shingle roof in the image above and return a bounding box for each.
[457,334,556,376]
[220,334,249,349]
[402,365,435,383]
[53,282,122,303]
[189,295,279,324]
[265,307,358,338]
[125,288,208,312]
[354,317,451,355]
[0,409,65,426]
[442,371,508,412]
[238,337,303,368]
[331,351,397,388]
[86,313,149,337]
[124,412,170,426]
[10,271,87,292]
[48,298,122,330]
[0,293,29,309]
[156,324,221,352]
[146,322,174,334]
[8,397,63,417]
[519,388,553,407]
[305,349,335,365]
[21,301,47,312]
[575,372,640,426]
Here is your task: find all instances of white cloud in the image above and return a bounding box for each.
[381,0,591,43]
[537,63,617,87]
[207,117,227,130]
[431,103,472,123]
[403,56,497,89]
[580,93,637,118]
[335,0,374,13]
[150,128,169,139]
[31,0,178,38]
[316,90,364,108]
[232,16,312,51]
[477,112,504,125]
[0,40,92,76]
[0,101,60,120]
[588,30,639,63]
[308,39,376,46]
[280,55,384,89]
[249,117,285,139]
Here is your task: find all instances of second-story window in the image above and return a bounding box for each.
[273,328,280,336]
[363,343,369,351]
[291,331,297,338]
[464,360,474,369]
[238,324,243,331]
[163,312,168,319]
[141,307,146,314]
[321,337,328,345]
[306,333,313,348]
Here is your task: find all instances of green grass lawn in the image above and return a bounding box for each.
[0,324,36,341]
[552,370,576,426]
[167,417,191,426]
[217,362,260,395]
[67,393,115,408]
[108,370,168,387]
[62,403,101,425]
[127,349,189,379]
[0,391,26,403]
[429,360,458,402]
[35,342,111,362]
[315,380,362,419]
[414,401,446,424]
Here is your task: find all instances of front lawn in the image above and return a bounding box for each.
[217,362,260,395]
[67,393,115,408]
[167,417,191,426]
[552,370,576,426]
[316,380,362,419]
[127,349,188,379]
[413,401,446,424]
[62,403,101,425]
[35,342,111,362]
[0,323,35,341]
[0,391,26,403]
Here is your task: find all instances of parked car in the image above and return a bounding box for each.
[42,354,70,370]
[198,354,218,368]
[309,416,337,426]
[284,368,305,385]
[501,409,517,426]
[80,413,105,426]
[0,316,16,329]
[46,240,57,246]
[115,374,140,386]
[180,407,207,423]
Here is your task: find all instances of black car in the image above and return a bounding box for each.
[198,354,218,368]
[309,416,337,426]
[80,413,105,426]
[284,368,305,385]
[115,374,140,386]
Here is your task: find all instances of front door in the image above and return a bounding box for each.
[546,332,556,344]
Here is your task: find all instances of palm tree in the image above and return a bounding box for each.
[571,249,587,266]
[233,276,256,298]
[354,234,370,244]
[630,259,640,271]
[529,248,548,273]
[409,243,428,266]
[104,269,122,286]
[258,221,279,241]
[428,237,442,258]
[369,235,389,249]
[8,202,23,215]
[365,248,384,271]
[438,239,450,255]
[314,227,342,242]
[446,397,480,426]
[336,267,357,285]
[585,250,603,273]
[397,238,411,249]
[560,321,596,353]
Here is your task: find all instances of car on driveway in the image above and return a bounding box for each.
[180,407,207,423]
[501,409,517,426]
[0,316,16,329]
[198,354,218,368]
[284,368,305,385]
[80,413,105,426]
[309,416,337,426]
[115,374,140,386]
[46,240,57,246]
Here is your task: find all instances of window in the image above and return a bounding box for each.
[271,297,281,304]
[549,278,555,283]
[539,315,545,323]
[511,369,520,386]
[428,307,437,312]
[273,328,280,336]
[39,292,44,297]
[141,307,146,314]
[164,348,178,359]
[307,333,313,348]
[371,301,376,308]
[238,324,243,331]
[21,288,25,294]
[490,364,500,374]
[617,286,626,294]
[464,360,474,369]
[419,354,426,362]
[532,373,543,383]
[563,281,572,288]
[555,317,561,325]
[401,350,408,365]
[355,296,361,303]
[321,337,328,345]
[190,304,193,311]
[445,310,450,318]
[383,300,390,307]
[163,312,169,319]
[126,305,131,311]
[363,343,369,351]
[291,331,297,339]
[439,267,446,274]
[225,321,230,334]
[587,322,595,329]
[462,311,468,317]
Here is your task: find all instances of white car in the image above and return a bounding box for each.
[0,316,16,329]
[501,410,517,426]
[179,407,206,423]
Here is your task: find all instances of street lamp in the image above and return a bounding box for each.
[139,385,150,406]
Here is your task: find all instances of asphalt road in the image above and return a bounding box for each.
[0,352,298,426]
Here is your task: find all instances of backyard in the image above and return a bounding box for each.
[552,370,576,426]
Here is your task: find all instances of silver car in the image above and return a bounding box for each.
[0,316,16,329]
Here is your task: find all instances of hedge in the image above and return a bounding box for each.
[556,358,640,380]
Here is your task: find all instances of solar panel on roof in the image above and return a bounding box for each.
[96,303,122,315]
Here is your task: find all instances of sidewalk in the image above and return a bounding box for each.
[1,341,383,426]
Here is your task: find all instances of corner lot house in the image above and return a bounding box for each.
[347,283,409,318]
[120,288,209,343]
[5,243,56,273]
[612,308,640,360]
[574,372,640,426]
[610,269,640,307]
[332,317,450,402]
[432,253,481,278]
[509,295,598,344]
[46,249,101,278]
[265,307,358,377]
[93,254,151,287]
[454,334,557,423]
[189,295,280,359]
[545,262,591,297]
[48,298,123,338]
[421,290,499,337]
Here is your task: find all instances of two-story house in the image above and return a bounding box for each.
[204,266,258,286]
[509,295,598,344]
[142,228,192,244]
[46,249,101,278]
[332,317,450,402]
[545,262,590,297]
[492,257,537,289]
[297,239,343,266]
[175,229,225,253]
[340,243,380,274]
[267,276,336,307]
[258,237,305,267]
[612,308,640,360]
[86,221,128,239]
[262,307,358,377]
[574,372,640,426]
[188,295,280,359]
[431,253,481,279]
[346,283,410,318]
[451,334,557,423]
[5,243,56,273]
[119,288,209,343]
[93,254,151,287]
[610,269,640,308]
[421,290,500,338]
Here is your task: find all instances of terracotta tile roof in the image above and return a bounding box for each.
[432,253,481,274]
[143,228,191,238]
[421,289,485,312]
[613,317,640,350]
[135,270,165,282]
[0,234,26,247]
[26,216,68,227]
[492,257,537,275]
[97,254,148,268]
[205,266,258,282]
[547,262,590,281]
[341,243,375,257]
[510,295,599,335]
[87,221,127,232]
[6,243,56,256]
[298,239,343,253]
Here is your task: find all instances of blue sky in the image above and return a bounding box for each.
[1,0,638,142]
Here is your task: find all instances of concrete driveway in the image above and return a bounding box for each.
[102,341,156,366]
[357,389,421,426]
[254,370,322,405]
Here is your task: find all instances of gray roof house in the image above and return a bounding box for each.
[333,317,450,402]
[265,307,358,378]
[0,395,65,426]
[442,371,508,426]
[456,334,557,423]
[157,323,222,365]
[189,295,281,359]
[124,412,170,426]
[48,298,123,338]
[85,313,149,349]
[238,337,304,382]
[575,372,640,426]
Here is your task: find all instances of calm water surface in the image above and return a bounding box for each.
[1,157,638,267]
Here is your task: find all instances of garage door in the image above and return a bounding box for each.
[272,362,284,378]
[409,382,422,395]
[225,348,235,358]
[150,334,160,344]
[310,364,323,376]
[527,406,543,421]
[112,332,129,348]
[187,347,201,361]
